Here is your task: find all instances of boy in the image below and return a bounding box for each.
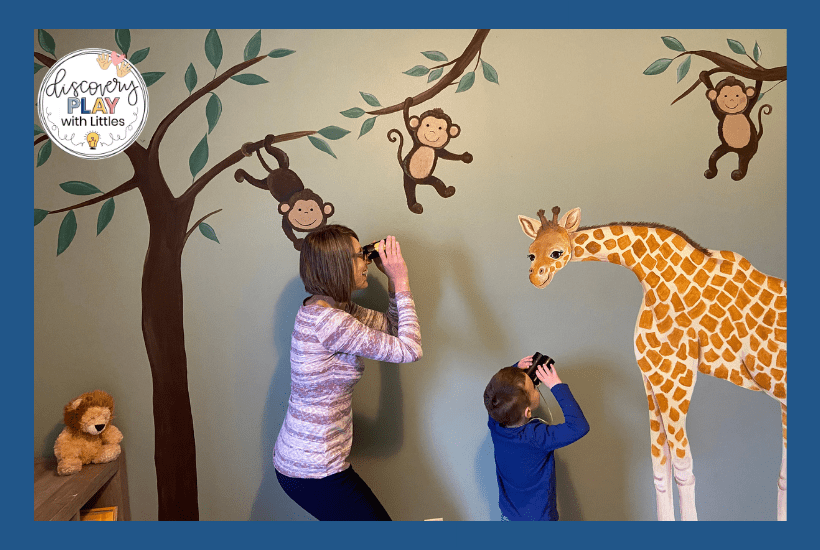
[484,356,589,521]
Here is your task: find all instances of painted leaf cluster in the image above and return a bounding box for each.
[403,49,499,90]
[340,92,382,139]
[43,182,118,255]
[644,36,765,81]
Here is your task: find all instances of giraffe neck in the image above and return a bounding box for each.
[569,224,710,291]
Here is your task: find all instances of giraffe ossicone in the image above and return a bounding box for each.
[519,205,787,521]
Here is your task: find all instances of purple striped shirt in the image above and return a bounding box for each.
[273,291,422,478]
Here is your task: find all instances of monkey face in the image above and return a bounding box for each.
[288,199,326,230]
[714,85,754,114]
[417,116,456,148]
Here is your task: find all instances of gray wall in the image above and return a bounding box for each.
[34,29,787,520]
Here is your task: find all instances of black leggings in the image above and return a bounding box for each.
[276,466,392,521]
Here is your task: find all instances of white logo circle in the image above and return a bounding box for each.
[37,48,149,160]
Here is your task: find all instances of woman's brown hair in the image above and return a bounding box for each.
[299,224,359,304]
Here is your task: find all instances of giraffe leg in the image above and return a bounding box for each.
[643,376,675,520]
[777,404,786,520]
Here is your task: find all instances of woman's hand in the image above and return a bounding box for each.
[375,235,409,292]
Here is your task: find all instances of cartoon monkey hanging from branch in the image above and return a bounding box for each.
[235,134,334,250]
[338,30,492,214]
[644,37,786,181]
[388,97,472,214]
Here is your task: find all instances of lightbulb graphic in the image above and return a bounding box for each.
[86,132,100,150]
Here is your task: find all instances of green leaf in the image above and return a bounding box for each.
[34,123,44,136]
[60,181,102,195]
[57,211,77,256]
[340,107,366,118]
[35,62,44,74]
[753,41,762,62]
[231,74,268,85]
[206,93,222,134]
[421,51,448,62]
[455,71,475,93]
[34,209,49,226]
[676,55,691,83]
[97,198,115,235]
[661,36,685,52]
[481,60,499,84]
[317,126,351,140]
[428,68,443,83]
[758,91,766,102]
[268,48,295,58]
[36,140,52,167]
[403,65,430,77]
[358,117,376,139]
[199,222,220,243]
[245,30,262,61]
[130,47,150,65]
[38,29,55,56]
[142,72,165,87]
[115,29,131,56]
[727,39,746,55]
[205,29,223,71]
[184,63,197,94]
[308,135,337,159]
[359,92,381,107]
[189,135,209,178]
[643,58,673,75]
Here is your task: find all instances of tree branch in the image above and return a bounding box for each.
[364,29,491,116]
[178,131,316,205]
[149,54,270,158]
[183,209,222,248]
[47,177,141,214]
[34,135,49,147]
[669,50,786,105]
[35,52,56,68]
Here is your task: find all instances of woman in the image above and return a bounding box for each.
[273,225,422,520]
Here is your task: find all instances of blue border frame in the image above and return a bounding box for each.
[19,0,812,545]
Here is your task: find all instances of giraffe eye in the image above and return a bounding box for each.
[527,254,535,262]
[550,250,564,260]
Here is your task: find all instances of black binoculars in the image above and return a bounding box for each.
[526,352,555,386]
[362,241,382,260]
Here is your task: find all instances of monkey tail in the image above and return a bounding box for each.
[387,129,404,168]
[757,104,772,140]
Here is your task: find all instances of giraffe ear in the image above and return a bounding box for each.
[519,215,541,240]
[558,208,581,233]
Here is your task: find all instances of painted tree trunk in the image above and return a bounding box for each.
[141,195,199,520]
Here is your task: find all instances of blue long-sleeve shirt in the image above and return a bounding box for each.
[488,382,589,520]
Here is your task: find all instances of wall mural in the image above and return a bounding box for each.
[643,36,786,181]
[33,28,494,520]
[519,207,787,520]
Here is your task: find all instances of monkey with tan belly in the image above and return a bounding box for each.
[388,97,472,214]
[699,71,772,181]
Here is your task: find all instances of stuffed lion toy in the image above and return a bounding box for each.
[54,390,123,476]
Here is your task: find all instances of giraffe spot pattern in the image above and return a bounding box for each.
[567,225,786,471]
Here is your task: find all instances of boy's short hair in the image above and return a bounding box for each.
[484,366,529,427]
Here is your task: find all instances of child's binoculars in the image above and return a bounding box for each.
[361,241,383,260]
[526,352,555,386]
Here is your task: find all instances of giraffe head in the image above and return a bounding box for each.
[518,206,581,288]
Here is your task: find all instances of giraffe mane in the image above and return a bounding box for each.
[578,221,712,257]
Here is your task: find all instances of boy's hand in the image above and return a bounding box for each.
[536,363,562,389]
[516,356,533,370]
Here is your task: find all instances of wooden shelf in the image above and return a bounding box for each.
[34,450,131,521]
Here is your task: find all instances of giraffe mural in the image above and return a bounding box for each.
[518,206,787,521]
